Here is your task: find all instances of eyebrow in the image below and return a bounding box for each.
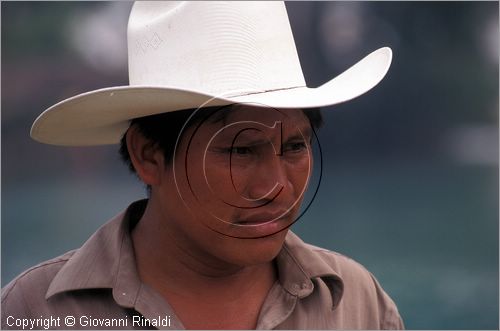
[227,126,312,149]
[283,127,312,144]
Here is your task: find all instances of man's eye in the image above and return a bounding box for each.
[285,142,307,153]
[229,146,252,155]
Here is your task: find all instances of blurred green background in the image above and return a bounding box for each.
[2,2,498,329]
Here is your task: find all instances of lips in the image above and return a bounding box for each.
[235,211,288,226]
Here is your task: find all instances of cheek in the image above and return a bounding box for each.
[176,150,238,226]
[205,152,312,200]
[283,150,313,193]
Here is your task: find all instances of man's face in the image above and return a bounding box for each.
[155,105,313,266]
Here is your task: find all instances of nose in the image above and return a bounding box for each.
[244,154,294,205]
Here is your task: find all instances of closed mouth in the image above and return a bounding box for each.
[235,219,274,226]
[234,212,288,226]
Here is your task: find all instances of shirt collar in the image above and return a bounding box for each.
[46,200,344,309]
[278,232,345,309]
[45,200,147,306]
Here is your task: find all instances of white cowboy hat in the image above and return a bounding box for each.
[31,1,392,146]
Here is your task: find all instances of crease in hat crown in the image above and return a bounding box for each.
[30,1,393,146]
[127,1,306,98]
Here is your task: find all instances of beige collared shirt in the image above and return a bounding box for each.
[2,200,403,329]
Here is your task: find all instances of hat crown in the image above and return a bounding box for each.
[127,1,306,97]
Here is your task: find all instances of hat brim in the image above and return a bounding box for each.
[31,47,392,146]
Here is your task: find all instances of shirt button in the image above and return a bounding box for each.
[122,292,126,296]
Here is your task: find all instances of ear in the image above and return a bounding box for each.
[126,125,164,186]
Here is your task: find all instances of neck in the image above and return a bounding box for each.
[131,199,277,299]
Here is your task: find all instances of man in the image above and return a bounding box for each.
[2,2,403,329]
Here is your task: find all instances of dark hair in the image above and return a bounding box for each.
[119,106,323,174]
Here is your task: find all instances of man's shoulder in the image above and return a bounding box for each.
[283,232,404,329]
[2,251,75,316]
[302,241,375,282]
[287,233,393,297]
[284,231,376,283]
[302,242,391,299]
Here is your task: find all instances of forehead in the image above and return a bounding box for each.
[203,104,310,130]
[176,105,313,151]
